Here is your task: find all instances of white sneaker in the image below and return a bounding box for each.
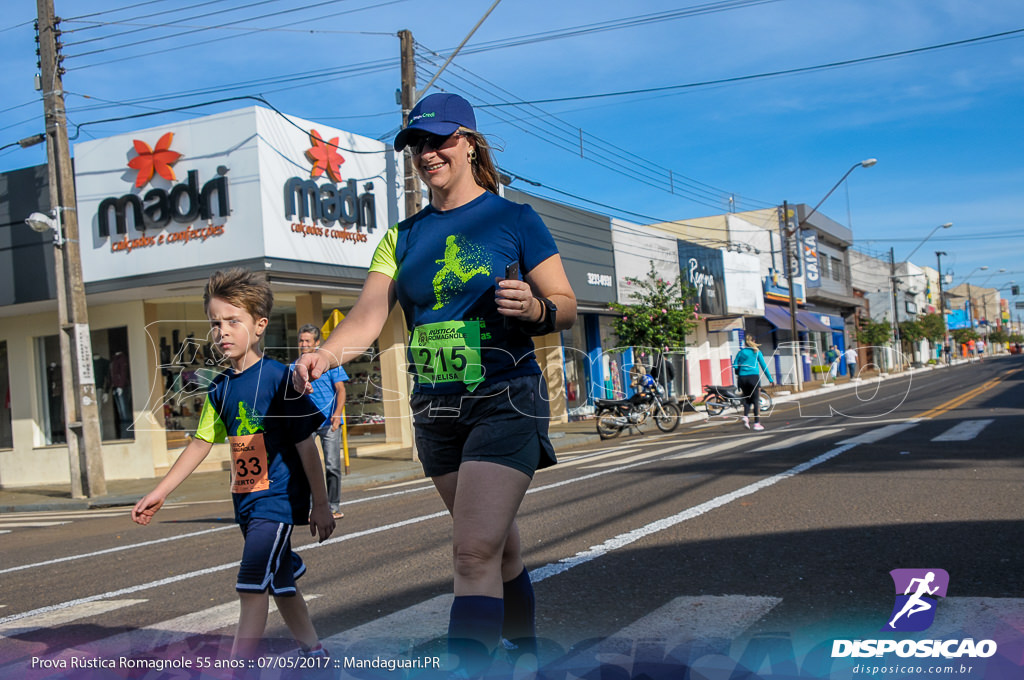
[741,416,750,429]
[752,423,765,432]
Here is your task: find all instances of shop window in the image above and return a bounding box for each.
[91,326,134,441]
[35,329,136,444]
[342,342,385,429]
[831,257,842,282]
[0,341,12,449]
[35,334,66,446]
[561,322,588,417]
[819,256,831,280]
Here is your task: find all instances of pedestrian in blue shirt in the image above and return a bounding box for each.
[133,269,334,660]
[293,93,577,675]
[732,337,774,431]
[295,323,348,519]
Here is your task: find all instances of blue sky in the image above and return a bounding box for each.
[2,0,1022,297]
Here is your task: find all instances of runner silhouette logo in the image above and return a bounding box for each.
[884,569,949,632]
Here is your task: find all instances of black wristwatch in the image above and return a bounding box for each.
[518,296,557,336]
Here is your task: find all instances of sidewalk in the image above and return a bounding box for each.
[0,361,967,514]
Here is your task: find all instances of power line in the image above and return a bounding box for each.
[476,27,1024,108]
[64,0,259,39]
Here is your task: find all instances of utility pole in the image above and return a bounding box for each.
[889,247,902,370]
[782,202,802,391]
[936,250,948,355]
[36,0,106,497]
[398,29,422,218]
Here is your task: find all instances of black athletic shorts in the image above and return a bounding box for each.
[410,375,557,478]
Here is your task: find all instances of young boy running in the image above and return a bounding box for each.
[132,268,336,659]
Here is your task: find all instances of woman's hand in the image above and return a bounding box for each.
[495,278,543,322]
[292,351,332,395]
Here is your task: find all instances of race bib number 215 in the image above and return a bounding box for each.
[410,321,484,390]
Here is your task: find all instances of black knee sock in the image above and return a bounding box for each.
[448,595,503,672]
[502,568,536,648]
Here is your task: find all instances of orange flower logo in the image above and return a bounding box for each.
[305,129,345,182]
[127,132,181,188]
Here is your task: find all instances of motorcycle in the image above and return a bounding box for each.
[702,383,773,417]
[594,381,681,439]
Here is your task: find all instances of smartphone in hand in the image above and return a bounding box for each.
[503,261,520,328]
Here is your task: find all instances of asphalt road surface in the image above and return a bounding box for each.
[2,356,1022,679]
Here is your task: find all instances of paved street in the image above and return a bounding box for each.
[1,357,1022,679]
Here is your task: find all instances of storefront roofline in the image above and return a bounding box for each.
[84,258,370,298]
[1,258,371,315]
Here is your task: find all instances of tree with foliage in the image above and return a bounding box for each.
[856,319,892,348]
[609,262,698,356]
[917,312,946,343]
[951,328,978,345]
[988,329,1008,344]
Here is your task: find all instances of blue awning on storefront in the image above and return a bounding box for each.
[796,310,832,333]
[763,304,801,330]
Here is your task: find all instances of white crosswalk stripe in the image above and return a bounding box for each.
[750,428,844,451]
[0,599,148,640]
[931,419,995,442]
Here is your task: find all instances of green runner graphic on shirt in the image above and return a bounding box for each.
[410,320,484,390]
[431,235,491,310]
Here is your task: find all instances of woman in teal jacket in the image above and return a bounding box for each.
[732,337,774,431]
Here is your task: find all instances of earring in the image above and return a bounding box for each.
[468,147,477,163]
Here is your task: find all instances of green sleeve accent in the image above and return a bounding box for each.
[195,395,227,443]
[367,223,399,279]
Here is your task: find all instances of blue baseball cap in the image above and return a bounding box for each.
[394,93,476,151]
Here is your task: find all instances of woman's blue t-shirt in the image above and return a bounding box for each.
[370,191,559,394]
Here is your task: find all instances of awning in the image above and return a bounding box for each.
[763,304,798,330]
[796,310,832,333]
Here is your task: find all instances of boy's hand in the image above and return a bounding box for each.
[293,352,330,395]
[131,492,166,525]
[309,504,336,543]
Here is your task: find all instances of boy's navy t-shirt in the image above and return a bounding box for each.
[368,191,559,394]
[195,356,322,525]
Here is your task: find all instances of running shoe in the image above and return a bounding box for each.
[741,416,750,429]
[752,423,765,431]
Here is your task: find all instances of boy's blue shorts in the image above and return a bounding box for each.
[237,518,306,596]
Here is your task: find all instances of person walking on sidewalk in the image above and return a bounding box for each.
[292,93,577,675]
[295,323,348,520]
[132,269,335,660]
[825,345,840,381]
[732,337,774,431]
[844,345,858,379]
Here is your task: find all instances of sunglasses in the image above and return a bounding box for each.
[408,130,467,155]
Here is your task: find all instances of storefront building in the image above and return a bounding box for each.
[505,189,616,418]
[0,106,406,486]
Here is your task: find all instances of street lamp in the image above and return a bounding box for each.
[902,222,952,262]
[25,209,66,246]
[783,158,877,390]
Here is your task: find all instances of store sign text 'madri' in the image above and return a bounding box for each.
[96,132,231,250]
[283,129,377,237]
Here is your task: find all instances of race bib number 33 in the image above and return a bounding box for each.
[410,321,484,389]
[229,434,270,494]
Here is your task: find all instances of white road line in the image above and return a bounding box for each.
[582,446,696,469]
[838,420,920,445]
[931,419,994,442]
[531,442,861,582]
[750,428,843,452]
[0,525,236,576]
[0,521,71,528]
[0,599,147,639]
